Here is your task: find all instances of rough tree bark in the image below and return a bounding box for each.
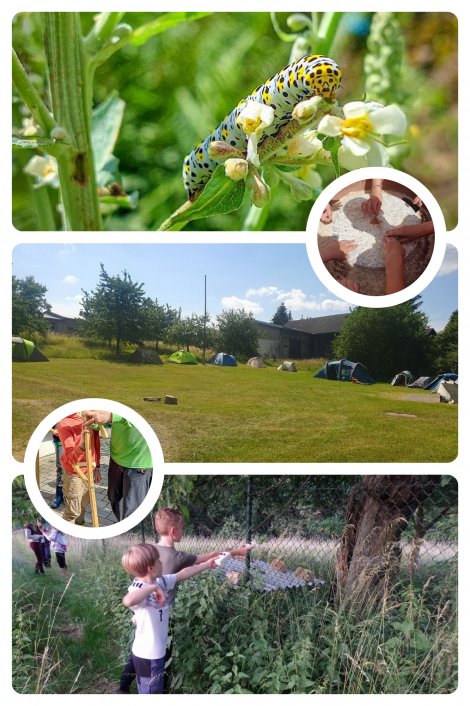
[335,475,437,615]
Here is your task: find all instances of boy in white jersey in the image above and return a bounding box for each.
[122,543,216,694]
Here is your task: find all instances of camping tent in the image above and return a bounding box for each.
[314,359,374,384]
[12,337,48,362]
[425,373,458,392]
[209,352,237,366]
[128,348,162,365]
[278,361,297,372]
[168,350,197,364]
[391,370,414,386]
[408,376,431,389]
[247,357,265,368]
[438,382,458,404]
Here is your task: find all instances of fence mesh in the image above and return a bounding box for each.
[138,475,457,607]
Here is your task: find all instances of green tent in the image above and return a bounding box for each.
[12,337,48,362]
[314,359,374,384]
[167,350,197,365]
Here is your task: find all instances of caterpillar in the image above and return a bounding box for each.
[182,54,342,200]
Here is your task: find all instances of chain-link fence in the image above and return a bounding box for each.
[139,475,457,608]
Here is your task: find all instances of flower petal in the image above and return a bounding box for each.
[364,140,390,167]
[342,101,368,120]
[369,105,407,135]
[342,135,371,156]
[338,145,368,170]
[317,115,343,136]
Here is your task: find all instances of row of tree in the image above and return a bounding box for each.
[12,268,457,377]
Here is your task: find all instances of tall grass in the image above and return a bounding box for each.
[12,531,457,694]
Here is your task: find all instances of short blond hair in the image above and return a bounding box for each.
[122,543,160,577]
[154,507,184,536]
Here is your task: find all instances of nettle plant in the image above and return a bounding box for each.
[13,12,408,232]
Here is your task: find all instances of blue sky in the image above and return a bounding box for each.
[12,243,458,331]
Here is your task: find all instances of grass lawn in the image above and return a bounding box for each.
[12,359,457,463]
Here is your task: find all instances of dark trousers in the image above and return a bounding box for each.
[56,552,67,569]
[107,459,152,522]
[29,542,44,572]
[119,646,171,693]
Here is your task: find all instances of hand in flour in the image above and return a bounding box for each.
[320,239,356,263]
[339,278,360,293]
[361,179,383,215]
[320,203,333,224]
[384,236,405,294]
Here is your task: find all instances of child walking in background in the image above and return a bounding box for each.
[121,543,217,694]
[24,522,45,574]
[40,523,69,575]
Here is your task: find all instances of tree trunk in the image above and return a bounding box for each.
[335,476,435,615]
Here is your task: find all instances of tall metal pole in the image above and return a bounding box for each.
[203,274,207,365]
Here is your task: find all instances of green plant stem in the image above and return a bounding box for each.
[12,49,57,134]
[31,185,56,230]
[84,12,125,53]
[316,13,343,55]
[42,12,102,230]
[242,202,271,231]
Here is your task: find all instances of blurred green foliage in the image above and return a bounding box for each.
[12,12,457,231]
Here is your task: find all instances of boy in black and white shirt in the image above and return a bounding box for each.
[122,543,217,694]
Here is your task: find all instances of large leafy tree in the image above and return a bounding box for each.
[12,275,51,337]
[271,302,292,326]
[166,313,212,352]
[80,263,146,355]
[433,310,458,373]
[333,297,433,381]
[142,298,179,350]
[215,308,259,359]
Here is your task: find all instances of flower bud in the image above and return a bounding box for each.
[247,169,271,208]
[292,96,323,123]
[50,126,68,141]
[224,158,249,181]
[208,141,244,161]
[113,23,133,38]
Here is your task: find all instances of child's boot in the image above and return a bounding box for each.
[50,486,64,509]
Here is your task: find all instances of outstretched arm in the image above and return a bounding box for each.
[175,558,217,582]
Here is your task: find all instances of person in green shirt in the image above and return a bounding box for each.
[83,411,152,522]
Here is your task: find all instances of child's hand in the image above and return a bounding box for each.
[320,203,333,224]
[384,236,405,266]
[320,239,356,263]
[207,558,218,569]
[131,615,137,626]
[361,194,382,216]
[338,277,360,293]
[153,587,166,607]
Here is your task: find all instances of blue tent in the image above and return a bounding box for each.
[209,352,237,366]
[425,373,458,392]
[314,359,374,384]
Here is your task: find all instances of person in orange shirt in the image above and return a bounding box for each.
[56,414,101,525]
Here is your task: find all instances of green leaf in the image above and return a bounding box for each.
[92,94,125,172]
[129,12,212,46]
[99,191,139,210]
[160,164,246,230]
[12,136,56,150]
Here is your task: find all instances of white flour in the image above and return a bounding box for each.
[333,191,421,268]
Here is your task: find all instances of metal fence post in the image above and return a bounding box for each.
[245,477,253,582]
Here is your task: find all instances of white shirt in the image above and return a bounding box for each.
[128,574,177,660]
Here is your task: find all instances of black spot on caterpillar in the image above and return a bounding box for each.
[183,54,342,200]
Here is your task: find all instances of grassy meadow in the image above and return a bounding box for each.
[12,344,457,463]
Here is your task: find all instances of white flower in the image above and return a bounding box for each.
[236,101,275,167]
[287,131,323,159]
[295,166,322,189]
[24,154,59,188]
[224,158,249,181]
[292,95,323,122]
[318,101,407,167]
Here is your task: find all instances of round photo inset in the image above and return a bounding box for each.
[24,398,164,539]
[306,168,447,307]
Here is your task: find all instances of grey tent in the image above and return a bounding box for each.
[391,370,414,386]
[278,361,297,372]
[408,376,431,389]
[128,348,162,365]
[12,337,48,362]
[314,359,374,384]
[247,357,265,368]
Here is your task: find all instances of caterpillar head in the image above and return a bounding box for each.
[305,56,342,99]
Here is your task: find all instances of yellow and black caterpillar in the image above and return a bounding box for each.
[183,54,342,199]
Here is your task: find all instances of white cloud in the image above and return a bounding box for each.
[437,245,458,277]
[245,286,280,298]
[272,288,350,314]
[220,296,264,315]
[49,299,82,317]
[63,274,79,285]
